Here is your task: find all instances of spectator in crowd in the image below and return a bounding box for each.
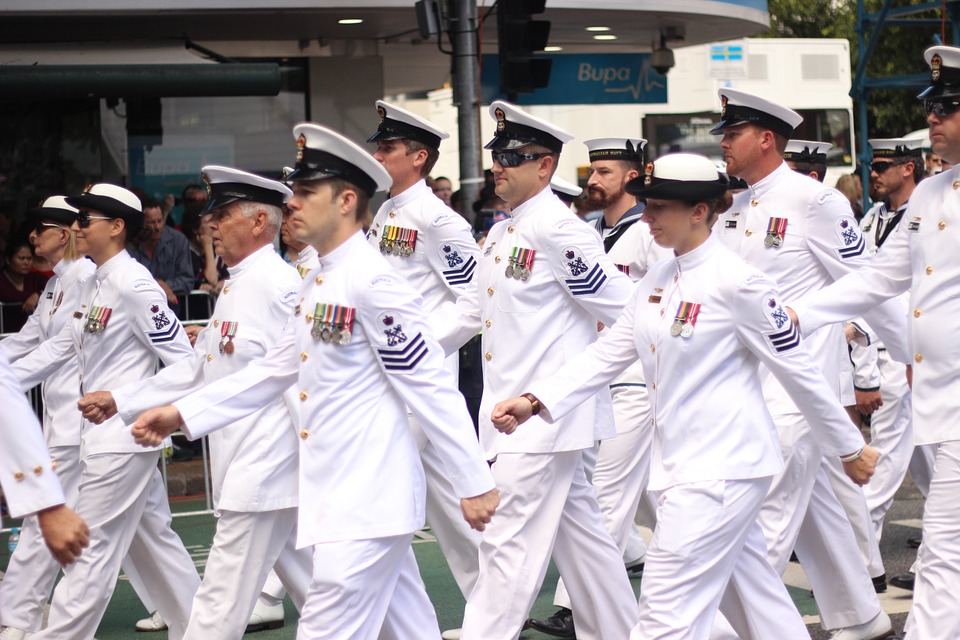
[128,197,195,318]
[166,183,208,228]
[431,175,454,207]
[181,206,227,292]
[0,239,49,334]
[836,172,865,221]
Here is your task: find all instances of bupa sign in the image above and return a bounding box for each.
[481,53,667,105]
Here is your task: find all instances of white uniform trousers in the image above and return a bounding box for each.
[822,455,886,577]
[862,387,914,539]
[184,507,311,639]
[297,534,440,640]
[260,570,287,603]
[553,387,655,609]
[632,477,807,640]
[754,413,882,630]
[32,451,200,640]
[903,439,960,640]
[0,446,82,631]
[908,442,936,498]
[410,415,482,598]
[460,450,639,640]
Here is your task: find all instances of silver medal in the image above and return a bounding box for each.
[680,322,694,338]
[670,320,683,337]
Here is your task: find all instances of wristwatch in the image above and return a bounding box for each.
[521,393,541,416]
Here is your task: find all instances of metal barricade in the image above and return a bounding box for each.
[181,290,216,322]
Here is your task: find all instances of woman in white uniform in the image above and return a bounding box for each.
[492,153,878,640]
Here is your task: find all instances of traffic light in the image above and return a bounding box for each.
[497,0,552,97]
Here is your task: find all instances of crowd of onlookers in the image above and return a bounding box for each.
[3,148,945,335]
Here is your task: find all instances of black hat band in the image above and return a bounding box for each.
[367,117,442,150]
[288,148,377,197]
[711,103,795,139]
[588,148,643,162]
[624,175,728,202]
[203,181,286,214]
[783,148,827,163]
[484,120,563,152]
[872,146,922,159]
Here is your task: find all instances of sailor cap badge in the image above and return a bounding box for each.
[495,107,506,133]
[377,105,387,121]
[296,133,307,163]
[644,162,654,187]
[201,172,212,196]
[720,95,728,119]
[932,54,942,82]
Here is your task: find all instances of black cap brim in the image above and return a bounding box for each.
[625,176,728,202]
[66,193,141,222]
[25,206,78,226]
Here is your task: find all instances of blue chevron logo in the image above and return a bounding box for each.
[564,263,608,297]
[147,320,182,344]
[377,332,428,371]
[837,236,865,260]
[443,256,477,286]
[764,323,800,354]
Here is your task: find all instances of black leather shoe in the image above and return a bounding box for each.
[907,534,922,549]
[626,562,644,579]
[872,573,887,593]
[889,572,915,591]
[526,607,576,638]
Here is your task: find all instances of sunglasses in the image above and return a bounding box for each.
[491,150,550,168]
[923,98,960,117]
[76,211,115,228]
[870,160,907,174]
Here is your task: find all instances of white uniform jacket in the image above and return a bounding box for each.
[0,352,65,519]
[792,166,960,446]
[715,162,909,415]
[368,179,479,315]
[112,245,302,514]
[171,232,495,548]
[849,201,910,392]
[11,250,193,457]
[0,258,95,448]
[530,235,865,491]
[595,204,672,435]
[433,186,636,458]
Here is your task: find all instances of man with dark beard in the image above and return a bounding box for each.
[526,137,672,639]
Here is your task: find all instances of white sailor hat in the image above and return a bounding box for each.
[67,183,143,231]
[710,88,803,139]
[199,166,292,214]
[550,175,583,202]
[584,138,646,163]
[367,100,450,150]
[783,140,832,163]
[625,153,728,201]
[286,123,392,197]
[26,195,79,226]
[869,137,924,159]
[484,100,574,153]
[920,46,960,99]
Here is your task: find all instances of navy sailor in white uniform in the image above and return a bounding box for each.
[492,153,879,640]
[127,123,499,640]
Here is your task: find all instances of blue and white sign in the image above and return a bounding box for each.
[707,40,748,79]
[481,54,668,105]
